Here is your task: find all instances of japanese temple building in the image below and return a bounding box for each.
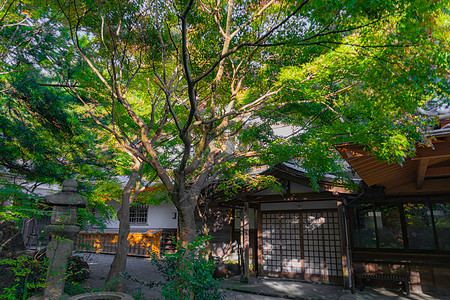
[336,125,450,294]
[206,102,450,294]
[206,162,357,285]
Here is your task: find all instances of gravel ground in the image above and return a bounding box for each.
[224,291,289,300]
[77,253,163,299]
[76,253,285,300]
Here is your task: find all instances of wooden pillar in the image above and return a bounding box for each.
[342,199,354,292]
[239,208,244,281]
[243,202,250,282]
[256,204,262,275]
[338,201,350,289]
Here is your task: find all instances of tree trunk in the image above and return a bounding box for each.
[172,191,198,299]
[105,164,140,292]
[105,203,130,292]
[196,205,211,258]
[178,202,196,246]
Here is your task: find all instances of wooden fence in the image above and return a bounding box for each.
[76,232,161,257]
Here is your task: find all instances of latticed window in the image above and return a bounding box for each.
[129,205,148,224]
[353,202,450,250]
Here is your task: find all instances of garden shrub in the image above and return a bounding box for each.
[153,236,225,300]
[0,251,93,299]
[67,255,91,282]
[0,252,47,299]
[122,236,224,300]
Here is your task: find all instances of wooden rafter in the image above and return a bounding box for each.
[416,158,429,189]
[336,136,450,195]
[413,141,450,160]
[425,166,450,177]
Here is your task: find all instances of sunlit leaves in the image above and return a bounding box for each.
[0,183,50,223]
[266,2,449,167]
[218,173,281,198]
[133,184,170,205]
[3,0,449,201]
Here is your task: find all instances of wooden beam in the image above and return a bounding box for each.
[387,177,450,196]
[247,193,337,203]
[427,157,450,167]
[425,166,450,177]
[417,158,429,189]
[340,141,450,162]
[413,141,450,160]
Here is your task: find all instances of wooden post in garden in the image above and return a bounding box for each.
[243,202,250,283]
[239,208,244,282]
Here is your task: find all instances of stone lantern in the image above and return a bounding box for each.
[41,179,87,300]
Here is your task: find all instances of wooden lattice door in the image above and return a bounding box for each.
[261,210,343,283]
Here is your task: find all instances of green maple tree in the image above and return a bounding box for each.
[2,0,449,293]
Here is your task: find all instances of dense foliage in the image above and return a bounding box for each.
[0,252,92,299]
[1,0,449,292]
[149,236,224,300]
[0,252,47,300]
[32,0,448,237]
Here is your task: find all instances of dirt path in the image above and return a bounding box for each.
[77,253,162,299]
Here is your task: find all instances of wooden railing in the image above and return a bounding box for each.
[76,232,161,258]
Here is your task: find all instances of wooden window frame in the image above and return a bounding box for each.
[350,199,450,253]
[129,204,148,225]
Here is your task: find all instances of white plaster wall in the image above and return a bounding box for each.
[105,218,120,229]
[147,203,178,229]
[0,172,60,196]
[103,203,178,232]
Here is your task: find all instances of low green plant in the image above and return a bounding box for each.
[0,253,47,300]
[0,250,97,299]
[67,255,91,283]
[121,236,224,299]
[130,284,146,300]
[64,280,91,296]
[151,236,225,300]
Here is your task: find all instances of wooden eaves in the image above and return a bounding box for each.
[335,128,450,196]
[209,163,355,207]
